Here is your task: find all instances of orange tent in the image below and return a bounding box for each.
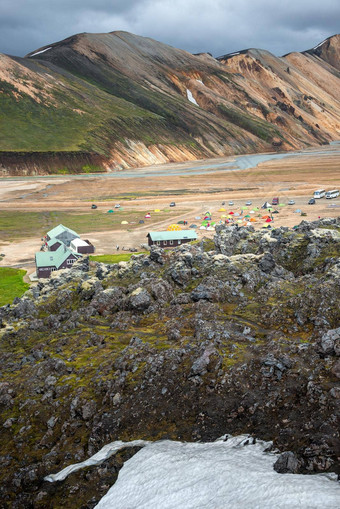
[262,215,270,219]
[250,217,257,222]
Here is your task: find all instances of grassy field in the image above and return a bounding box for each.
[89,253,143,263]
[0,267,29,306]
[0,209,185,241]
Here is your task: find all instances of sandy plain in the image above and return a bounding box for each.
[0,145,339,278]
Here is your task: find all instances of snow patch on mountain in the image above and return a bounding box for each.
[29,47,52,57]
[186,89,199,106]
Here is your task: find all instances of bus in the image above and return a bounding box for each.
[325,189,339,199]
[313,189,326,199]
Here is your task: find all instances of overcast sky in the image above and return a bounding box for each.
[1,0,339,58]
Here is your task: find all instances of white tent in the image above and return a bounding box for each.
[261,202,271,209]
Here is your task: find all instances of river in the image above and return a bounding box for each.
[1,142,340,181]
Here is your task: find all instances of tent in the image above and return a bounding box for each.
[254,207,259,211]
[139,220,144,224]
[241,206,248,210]
[177,220,185,224]
[234,212,240,217]
[195,216,201,220]
[279,203,286,207]
[262,215,270,219]
[273,210,279,214]
[249,210,255,213]
[121,220,128,224]
[229,211,234,215]
[265,217,272,222]
[107,209,114,213]
[294,209,302,213]
[154,209,161,212]
[245,214,250,218]
[167,224,182,231]
[261,202,271,209]
[219,208,226,212]
[250,217,257,222]
[262,224,272,228]
[189,224,197,228]
[200,226,206,230]
[145,213,151,218]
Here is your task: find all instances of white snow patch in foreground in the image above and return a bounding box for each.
[228,51,240,56]
[186,89,199,106]
[93,435,340,509]
[29,47,52,57]
[196,79,204,85]
[44,440,149,482]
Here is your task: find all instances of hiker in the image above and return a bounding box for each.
[116,245,119,251]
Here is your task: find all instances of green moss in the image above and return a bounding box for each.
[89,253,143,263]
[217,103,282,142]
[0,267,29,305]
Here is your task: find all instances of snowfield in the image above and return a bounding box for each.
[45,435,340,509]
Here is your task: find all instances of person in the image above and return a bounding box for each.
[116,245,119,250]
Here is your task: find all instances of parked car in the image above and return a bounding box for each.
[91,204,97,209]
[115,204,121,208]
[272,197,279,205]
[245,201,252,206]
[288,200,295,205]
[308,198,316,205]
[228,201,234,206]
[170,202,176,207]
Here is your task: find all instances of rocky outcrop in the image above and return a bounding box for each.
[0,218,339,507]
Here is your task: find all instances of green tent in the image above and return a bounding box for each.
[108,210,114,213]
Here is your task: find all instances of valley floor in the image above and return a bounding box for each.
[0,145,339,276]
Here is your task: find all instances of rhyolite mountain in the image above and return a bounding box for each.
[0,31,340,174]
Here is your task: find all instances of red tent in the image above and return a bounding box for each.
[265,217,272,222]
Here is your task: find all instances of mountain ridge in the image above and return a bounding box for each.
[0,31,340,174]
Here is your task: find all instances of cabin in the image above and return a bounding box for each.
[46,237,62,251]
[147,230,197,248]
[70,238,95,254]
[46,224,79,247]
[35,244,79,278]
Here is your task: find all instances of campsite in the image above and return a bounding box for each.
[0,143,339,278]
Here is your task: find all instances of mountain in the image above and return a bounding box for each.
[0,32,340,174]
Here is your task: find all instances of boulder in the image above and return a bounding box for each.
[273,451,300,473]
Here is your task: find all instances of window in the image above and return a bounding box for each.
[67,258,74,265]
[170,240,173,245]
[178,240,181,245]
[164,241,167,245]
[156,241,160,246]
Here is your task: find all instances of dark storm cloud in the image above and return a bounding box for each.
[0,0,339,58]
